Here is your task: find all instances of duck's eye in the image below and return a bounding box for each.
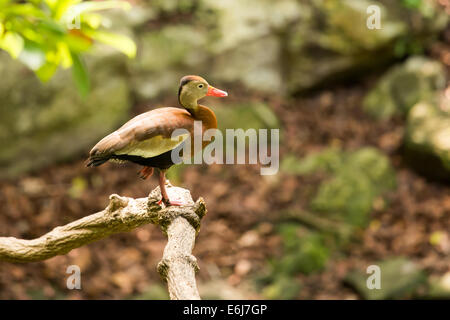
[198,84,204,89]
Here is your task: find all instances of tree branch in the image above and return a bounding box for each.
[0,182,207,300]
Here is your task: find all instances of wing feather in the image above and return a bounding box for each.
[89,107,193,159]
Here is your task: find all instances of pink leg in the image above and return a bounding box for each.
[157,170,183,206]
[138,166,154,180]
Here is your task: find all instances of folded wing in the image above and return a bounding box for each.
[88,107,194,164]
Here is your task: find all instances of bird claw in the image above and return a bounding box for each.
[138,167,154,180]
[157,198,183,207]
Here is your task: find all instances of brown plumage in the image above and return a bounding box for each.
[87,75,228,206]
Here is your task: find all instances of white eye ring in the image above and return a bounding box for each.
[198,84,204,89]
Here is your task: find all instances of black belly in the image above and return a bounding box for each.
[111,149,179,170]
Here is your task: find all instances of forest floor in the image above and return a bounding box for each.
[0,27,449,300]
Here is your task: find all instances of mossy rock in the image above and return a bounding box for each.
[363,56,446,119]
[282,147,396,227]
[128,0,447,96]
[259,224,327,299]
[212,101,280,131]
[287,0,447,93]
[210,101,281,153]
[131,24,210,100]
[0,51,131,178]
[281,148,344,175]
[404,98,450,180]
[267,224,330,277]
[317,0,406,54]
[205,0,303,93]
[135,25,208,73]
[345,258,427,299]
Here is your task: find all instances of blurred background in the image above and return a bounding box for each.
[0,0,450,300]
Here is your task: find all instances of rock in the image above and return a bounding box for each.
[272,224,330,276]
[2,0,447,176]
[205,0,447,94]
[135,26,208,73]
[205,0,303,52]
[345,258,427,299]
[286,0,447,93]
[281,147,344,175]
[282,147,396,227]
[205,0,303,93]
[0,51,131,179]
[130,0,301,96]
[363,56,446,119]
[259,224,326,299]
[211,35,282,94]
[128,0,447,97]
[286,0,399,92]
[212,101,280,131]
[315,0,406,53]
[404,96,450,180]
[130,25,209,100]
[427,272,450,299]
[210,101,280,152]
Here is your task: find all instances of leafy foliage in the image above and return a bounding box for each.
[0,0,136,95]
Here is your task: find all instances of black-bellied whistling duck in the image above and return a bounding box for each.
[87,75,228,206]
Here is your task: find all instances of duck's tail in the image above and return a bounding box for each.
[86,156,109,167]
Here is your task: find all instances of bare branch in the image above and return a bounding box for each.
[0,183,207,300]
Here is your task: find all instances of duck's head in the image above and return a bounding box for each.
[178,75,228,111]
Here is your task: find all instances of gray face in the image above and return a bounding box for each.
[179,79,209,104]
[185,80,209,99]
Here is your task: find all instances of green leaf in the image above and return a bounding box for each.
[0,0,134,91]
[57,42,72,68]
[35,61,58,82]
[65,32,93,52]
[37,19,66,36]
[70,51,90,96]
[85,30,136,58]
[0,0,12,7]
[0,31,24,58]
[3,4,47,18]
[19,26,46,44]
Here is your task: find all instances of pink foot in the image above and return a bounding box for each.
[138,167,154,180]
[157,199,183,206]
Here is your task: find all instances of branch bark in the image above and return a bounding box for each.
[0,182,206,300]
